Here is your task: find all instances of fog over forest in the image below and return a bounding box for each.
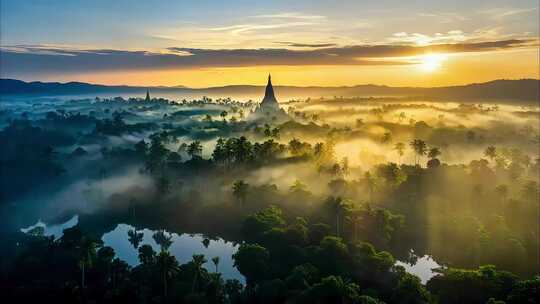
[1,85,538,303]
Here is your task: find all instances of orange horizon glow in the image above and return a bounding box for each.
[11,48,539,88]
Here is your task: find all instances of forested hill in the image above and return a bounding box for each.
[1,78,538,101]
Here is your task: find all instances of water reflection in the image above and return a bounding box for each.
[395,255,441,284]
[21,217,440,285]
[20,215,79,239]
[102,224,243,282]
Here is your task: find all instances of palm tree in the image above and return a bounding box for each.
[127,229,144,249]
[495,184,509,205]
[397,112,406,123]
[138,244,156,265]
[153,230,173,252]
[191,254,208,292]
[364,171,376,204]
[187,141,203,159]
[211,256,220,273]
[409,139,427,165]
[484,146,497,161]
[347,211,362,242]
[157,251,179,298]
[220,110,228,122]
[428,147,441,159]
[78,236,99,289]
[340,157,350,177]
[232,180,249,206]
[326,196,345,237]
[381,131,392,144]
[394,142,405,164]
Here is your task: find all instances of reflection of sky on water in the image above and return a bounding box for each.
[395,255,441,284]
[102,224,243,282]
[21,215,79,239]
[21,218,243,282]
[21,216,440,285]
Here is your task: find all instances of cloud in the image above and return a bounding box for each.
[0,39,535,76]
[208,22,316,35]
[388,30,468,45]
[483,7,538,19]
[251,12,327,20]
[418,12,469,23]
[274,42,337,48]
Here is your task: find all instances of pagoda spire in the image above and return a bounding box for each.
[262,73,276,104]
[145,89,151,102]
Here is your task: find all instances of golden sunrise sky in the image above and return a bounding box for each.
[1,1,538,87]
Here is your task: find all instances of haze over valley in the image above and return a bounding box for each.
[1,1,539,303]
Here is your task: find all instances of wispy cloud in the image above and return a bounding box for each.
[418,12,469,23]
[208,22,316,35]
[483,7,538,19]
[389,30,467,45]
[251,12,327,20]
[1,39,534,77]
[274,42,337,48]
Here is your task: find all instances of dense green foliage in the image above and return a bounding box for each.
[1,95,538,303]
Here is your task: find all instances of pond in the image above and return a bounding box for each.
[102,223,243,282]
[21,216,441,285]
[395,255,442,284]
[21,217,243,282]
[20,215,79,239]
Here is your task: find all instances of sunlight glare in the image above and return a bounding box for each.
[419,54,447,72]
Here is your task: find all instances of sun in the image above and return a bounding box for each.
[419,53,447,72]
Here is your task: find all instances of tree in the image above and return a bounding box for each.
[484,146,497,161]
[146,137,169,173]
[410,139,427,165]
[212,137,227,164]
[138,244,156,265]
[96,246,115,283]
[78,236,100,289]
[325,196,346,237]
[157,251,179,298]
[156,175,171,195]
[242,205,286,242]
[187,141,203,159]
[212,256,220,273]
[340,157,350,177]
[381,131,392,144]
[233,136,253,163]
[506,276,540,304]
[394,142,405,164]
[495,184,509,205]
[428,147,441,159]
[220,110,228,122]
[166,151,182,165]
[233,244,270,287]
[364,171,377,204]
[127,229,144,249]
[153,230,173,252]
[271,127,280,139]
[232,180,250,206]
[134,140,148,157]
[191,254,208,292]
[347,211,362,242]
[299,275,362,303]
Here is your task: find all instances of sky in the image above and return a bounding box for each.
[1,0,538,88]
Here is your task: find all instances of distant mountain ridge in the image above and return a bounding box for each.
[1,78,538,101]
